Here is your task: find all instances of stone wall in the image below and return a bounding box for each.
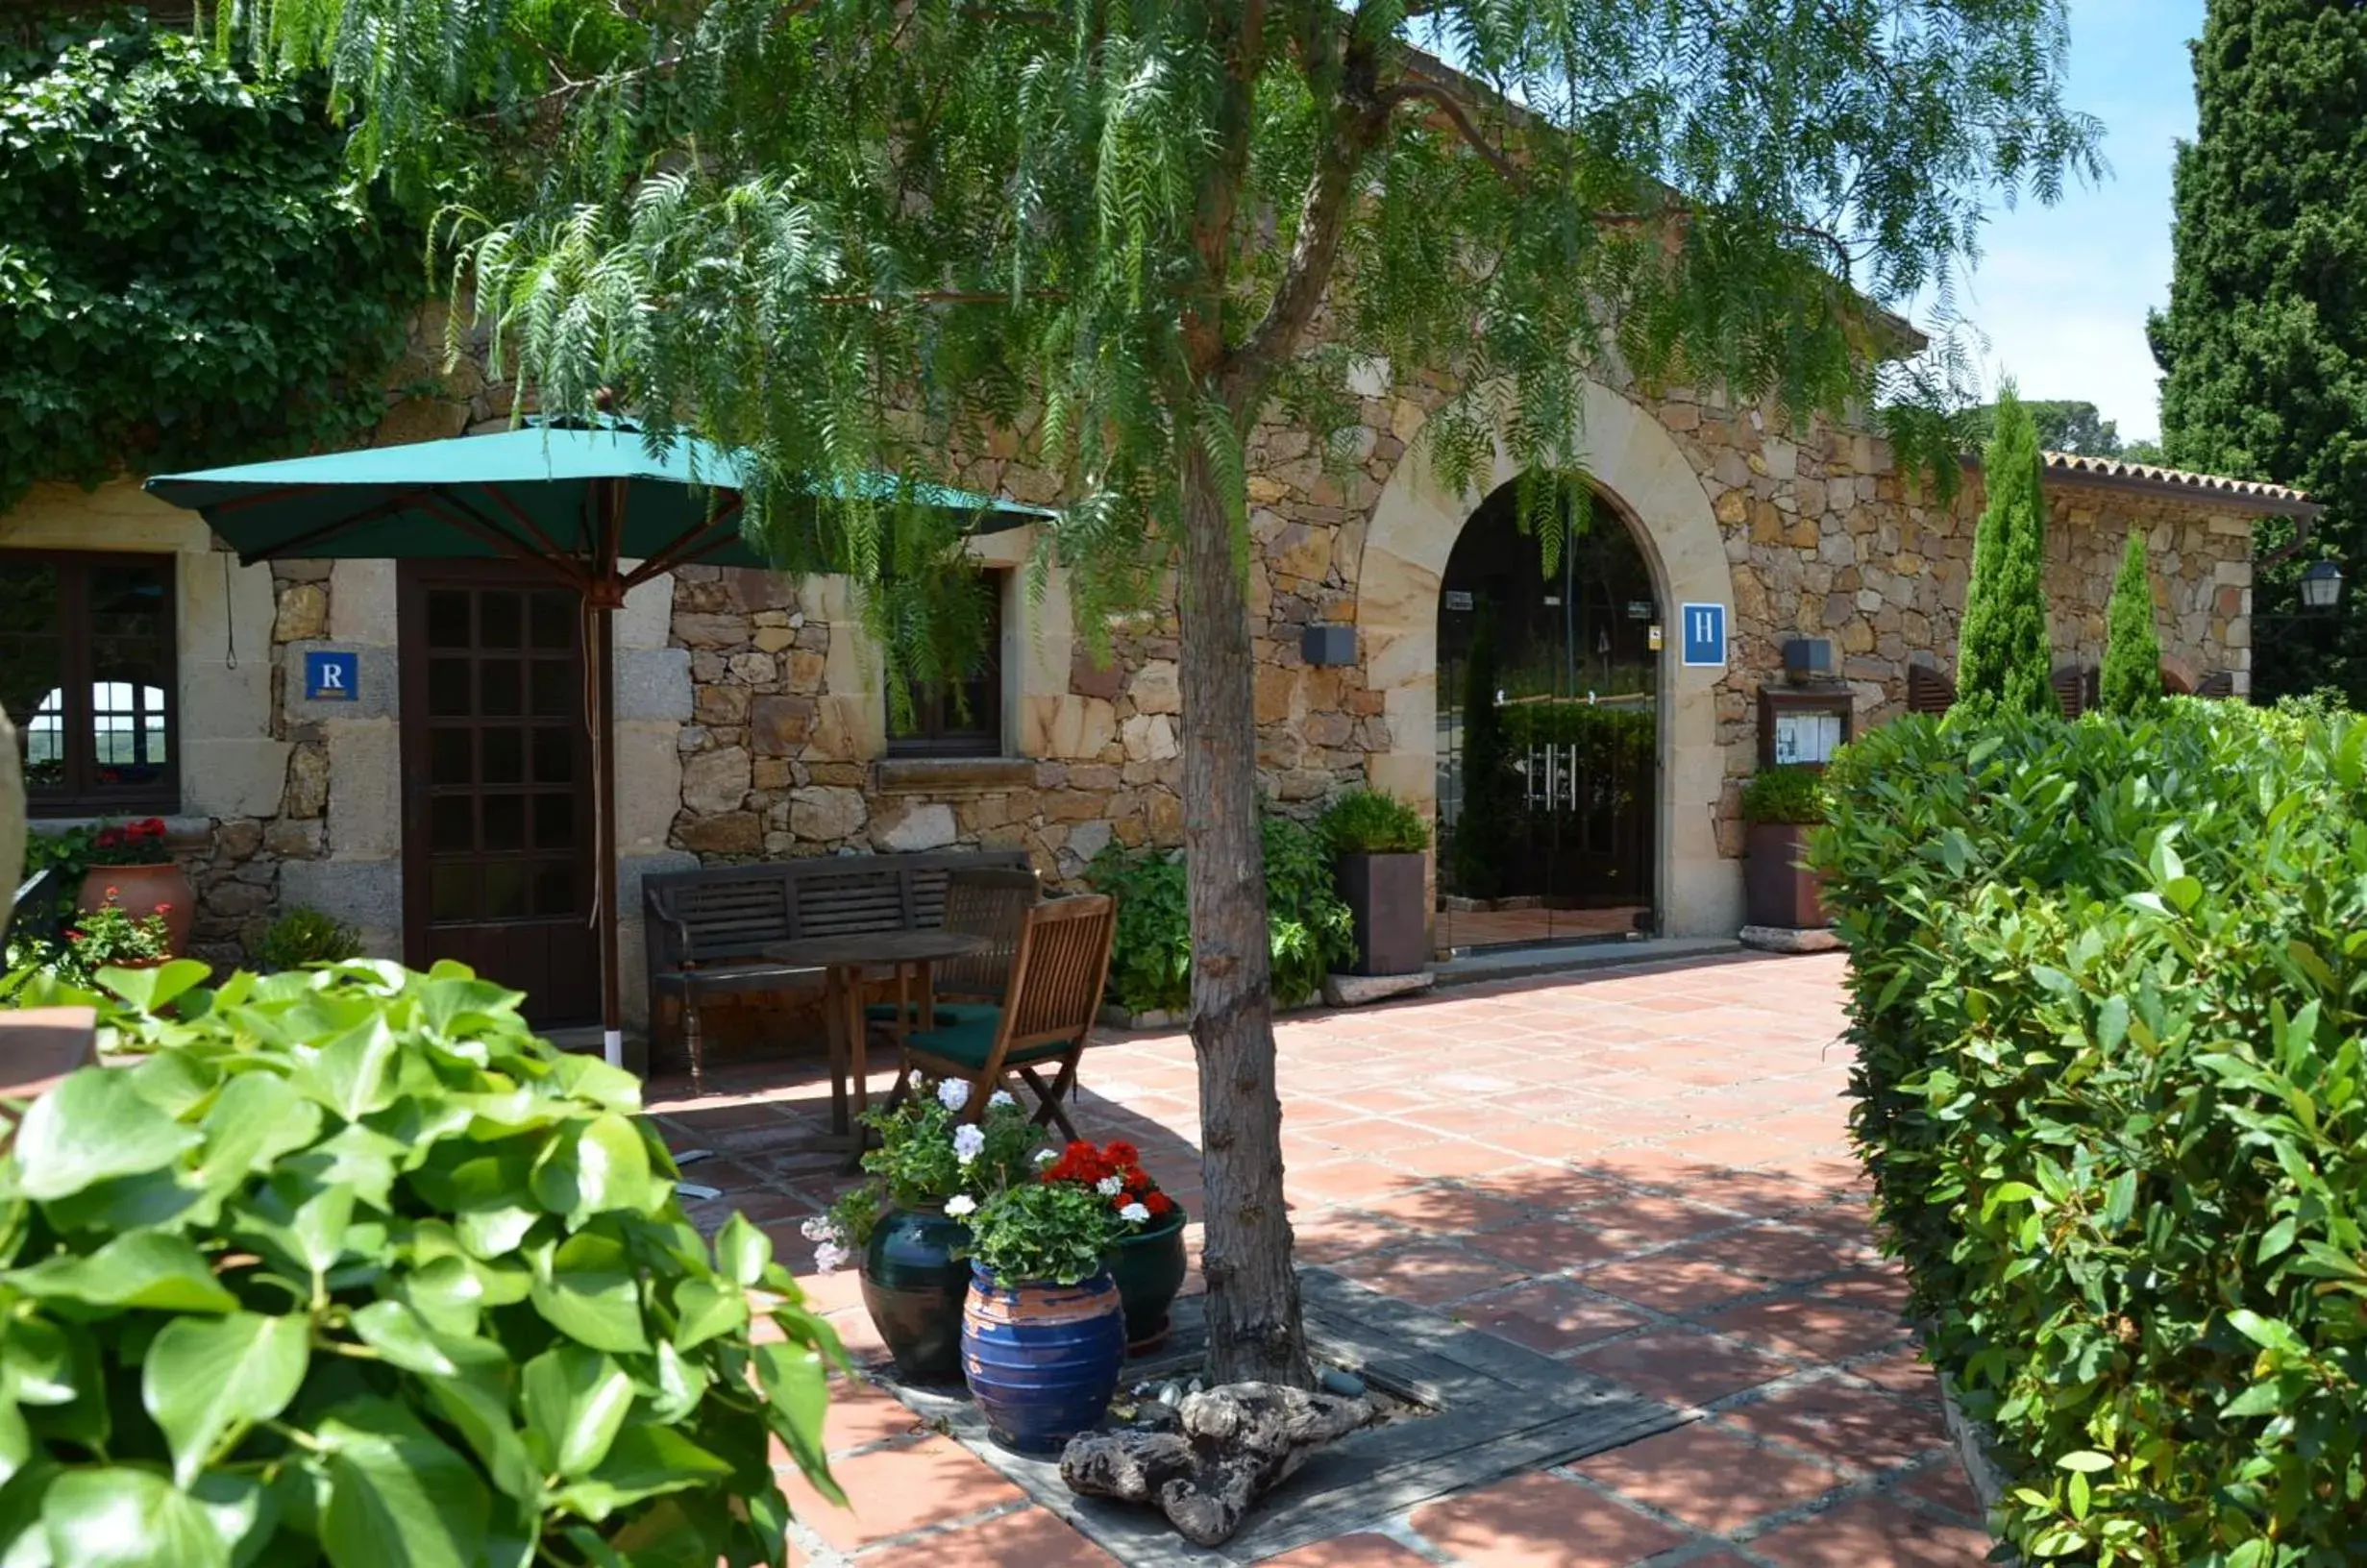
[7,296,2270,1008]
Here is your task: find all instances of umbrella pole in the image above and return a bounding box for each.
[593,600,623,1069]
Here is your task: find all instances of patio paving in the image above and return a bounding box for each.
[648,949,1987,1566]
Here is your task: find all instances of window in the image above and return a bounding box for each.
[0,551,178,816]
[886,571,1004,757]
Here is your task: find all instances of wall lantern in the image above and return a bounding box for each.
[1301,624,1357,667]
[2301,558,2344,612]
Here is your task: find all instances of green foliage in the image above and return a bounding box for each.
[1962,399,2124,457]
[62,895,172,968]
[0,960,841,1565]
[1087,817,1352,1015]
[961,1180,1124,1288]
[1318,789,1429,856]
[1813,699,2367,1564]
[2152,0,2367,705]
[818,1079,1048,1253]
[0,12,419,509]
[255,907,364,970]
[2099,530,2165,718]
[1738,766,1825,825]
[1450,613,1516,901]
[1496,701,1655,820]
[1955,389,2055,718]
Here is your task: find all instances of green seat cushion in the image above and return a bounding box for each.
[864,999,1002,1031]
[901,1018,1071,1071]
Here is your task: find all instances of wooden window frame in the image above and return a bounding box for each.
[3,550,181,818]
[885,570,1006,759]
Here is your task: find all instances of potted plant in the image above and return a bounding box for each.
[958,1177,1128,1454]
[62,893,173,973]
[255,905,364,970]
[808,1078,1047,1382]
[1319,788,1431,976]
[72,817,192,954]
[1741,765,1829,929]
[1041,1138,1188,1354]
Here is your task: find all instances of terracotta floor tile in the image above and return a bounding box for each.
[1305,1117,1447,1156]
[1408,1472,1689,1567]
[1460,1166,1632,1215]
[1581,1256,1764,1314]
[853,1506,1119,1566]
[1697,1297,1911,1362]
[1469,1217,1635,1274]
[1719,1380,1953,1473]
[1895,1455,1985,1520]
[1851,1351,1944,1402]
[778,1435,1023,1551]
[1746,1492,1996,1567]
[1261,1533,1437,1566]
[1572,1329,1794,1408]
[1397,1139,1531,1181]
[1575,1422,1839,1532]
[1580,1193,1737,1247]
[1331,1242,1528,1306]
[1809,1266,1913,1315]
[1455,1278,1652,1354]
[1349,1185,1530,1235]
[1288,1159,1422,1207]
[819,1377,925,1453]
[1293,1211,1415,1264]
[1664,1225,1872,1284]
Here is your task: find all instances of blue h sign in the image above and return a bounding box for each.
[305,649,359,701]
[1678,603,1727,668]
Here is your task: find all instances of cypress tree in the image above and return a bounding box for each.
[2151,0,2367,702]
[1956,390,2056,717]
[2099,530,2165,716]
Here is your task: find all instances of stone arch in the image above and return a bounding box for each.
[1355,380,1741,937]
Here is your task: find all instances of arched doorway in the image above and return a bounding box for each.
[1435,480,1659,949]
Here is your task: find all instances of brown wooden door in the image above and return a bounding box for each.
[399,564,600,1025]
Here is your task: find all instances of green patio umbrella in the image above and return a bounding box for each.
[146,423,1048,1067]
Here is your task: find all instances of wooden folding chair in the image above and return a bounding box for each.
[895,894,1116,1139]
[867,866,1039,1042]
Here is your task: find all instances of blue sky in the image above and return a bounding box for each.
[1944,0,2205,443]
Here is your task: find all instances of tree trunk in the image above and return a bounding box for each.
[1176,437,1311,1389]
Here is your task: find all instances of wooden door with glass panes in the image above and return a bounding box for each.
[397,564,599,1025]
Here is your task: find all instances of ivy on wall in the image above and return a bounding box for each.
[0,12,420,510]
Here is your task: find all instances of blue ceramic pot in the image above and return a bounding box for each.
[960,1263,1126,1455]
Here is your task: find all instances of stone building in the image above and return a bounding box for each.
[1,309,2315,1032]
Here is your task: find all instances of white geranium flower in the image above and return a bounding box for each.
[799,1215,837,1243]
[1096,1175,1124,1198]
[936,1079,972,1112]
[1119,1202,1150,1224]
[813,1241,851,1275]
[944,1193,977,1218]
[1034,1149,1060,1165]
[952,1124,986,1164]
[989,1090,1017,1109]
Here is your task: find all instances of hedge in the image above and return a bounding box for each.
[1813,698,2367,1565]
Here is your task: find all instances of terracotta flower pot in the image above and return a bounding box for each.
[960,1264,1125,1455]
[79,863,194,955]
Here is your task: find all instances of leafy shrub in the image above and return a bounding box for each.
[1318,789,1430,855]
[0,959,841,1567]
[1814,698,2367,1564]
[816,1078,1048,1254]
[1086,816,1353,1015]
[1738,765,1826,825]
[256,906,364,970]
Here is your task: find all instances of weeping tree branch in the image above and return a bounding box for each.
[1378,77,1521,187]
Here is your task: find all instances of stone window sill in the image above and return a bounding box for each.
[873,756,1039,796]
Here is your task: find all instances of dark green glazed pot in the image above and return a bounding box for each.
[860,1205,971,1382]
[1106,1206,1189,1355]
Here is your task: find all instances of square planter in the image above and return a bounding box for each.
[1745,822,1828,930]
[1336,851,1428,976]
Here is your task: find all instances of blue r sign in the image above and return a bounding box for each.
[1679,603,1727,668]
[306,649,358,701]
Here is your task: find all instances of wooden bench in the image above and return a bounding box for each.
[643,848,1034,1091]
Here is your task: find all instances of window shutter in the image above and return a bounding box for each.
[1906,664,1956,716]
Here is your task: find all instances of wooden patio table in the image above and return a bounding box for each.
[764,929,990,1157]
